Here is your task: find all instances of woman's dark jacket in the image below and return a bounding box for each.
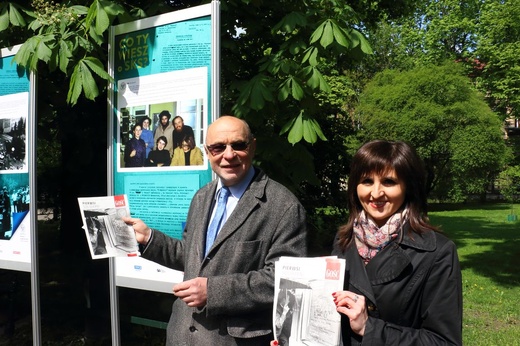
[332,223,462,345]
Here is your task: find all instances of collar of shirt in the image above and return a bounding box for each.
[212,167,256,221]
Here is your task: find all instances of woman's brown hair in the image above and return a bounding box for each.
[337,140,437,250]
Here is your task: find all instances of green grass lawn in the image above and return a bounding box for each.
[429,203,520,346]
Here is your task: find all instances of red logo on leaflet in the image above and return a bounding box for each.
[114,195,126,207]
[13,251,21,255]
[325,259,341,280]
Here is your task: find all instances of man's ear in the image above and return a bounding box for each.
[249,138,257,155]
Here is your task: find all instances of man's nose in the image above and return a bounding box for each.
[222,144,236,159]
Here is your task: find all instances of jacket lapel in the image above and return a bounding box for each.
[363,225,436,286]
[345,244,376,304]
[196,182,218,263]
[365,243,411,285]
[206,171,266,255]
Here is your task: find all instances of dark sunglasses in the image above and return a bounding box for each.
[206,141,249,156]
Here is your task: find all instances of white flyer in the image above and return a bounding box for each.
[78,195,139,259]
[273,256,346,346]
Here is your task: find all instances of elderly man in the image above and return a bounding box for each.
[123,115,307,346]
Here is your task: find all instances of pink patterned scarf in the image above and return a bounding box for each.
[353,207,408,264]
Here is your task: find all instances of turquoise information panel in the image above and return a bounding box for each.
[111,9,213,241]
[0,46,32,272]
[0,55,29,96]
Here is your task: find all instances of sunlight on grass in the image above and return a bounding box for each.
[429,203,520,345]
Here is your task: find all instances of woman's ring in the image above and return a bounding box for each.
[353,294,359,303]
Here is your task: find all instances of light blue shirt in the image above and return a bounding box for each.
[209,167,256,235]
[146,167,256,251]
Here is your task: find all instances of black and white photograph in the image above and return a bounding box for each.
[275,280,310,346]
[0,116,27,172]
[0,173,29,241]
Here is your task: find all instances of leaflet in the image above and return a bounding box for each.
[273,256,345,346]
[78,195,139,259]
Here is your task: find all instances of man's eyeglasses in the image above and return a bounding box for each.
[206,141,249,156]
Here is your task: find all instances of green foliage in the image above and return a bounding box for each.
[307,206,348,256]
[0,2,27,31]
[68,56,111,103]
[349,0,417,27]
[497,165,520,203]
[476,0,520,118]
[505,132,520,166]
[218,0,389,190]
[421,0,479,62]
[310,18,372,53]
[229,1,372,148]
[16,33,54,68]
[356,62,510,201]
[361,0,479,76]
[87,0,125,35]
[298,73,357,211]
[363,1,489,118]
[280,110,327,144]
[2,0,129,105]
[362,0,520,126]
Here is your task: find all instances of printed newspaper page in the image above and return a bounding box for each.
[78,195,139,259]
[273,256,346,346]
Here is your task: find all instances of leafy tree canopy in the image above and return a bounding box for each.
[476,0,520,118]
[360,0,520,125]
[356,62,511,201]
[497,165,520,203]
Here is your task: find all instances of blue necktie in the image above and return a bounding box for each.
[205,186,230,256]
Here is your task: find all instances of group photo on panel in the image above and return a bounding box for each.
[120,100,205,169]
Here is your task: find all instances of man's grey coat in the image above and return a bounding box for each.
[142,169,308,345]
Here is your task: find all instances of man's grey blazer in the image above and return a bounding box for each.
[142,168,308,345]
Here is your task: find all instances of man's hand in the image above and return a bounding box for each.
[122,216,151,245]
[173,277,208,308]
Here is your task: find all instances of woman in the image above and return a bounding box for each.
[171,135,203,166]
[332,140,462,345]
[140,116,154,158]
[124,124,146,167]
[146,136,170,167]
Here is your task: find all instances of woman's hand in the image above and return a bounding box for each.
[333,291,368,336]
[122,216,151,245]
